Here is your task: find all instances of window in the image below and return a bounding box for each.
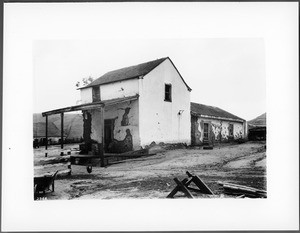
[228,124,234,137]
[164,84,172,102]
[92,86,100,102]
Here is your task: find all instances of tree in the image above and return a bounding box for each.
[75,76,95,88]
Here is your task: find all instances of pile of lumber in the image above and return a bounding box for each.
[218,182,267,198]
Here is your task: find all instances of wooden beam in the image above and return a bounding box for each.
[42,102,104,116]
[100,107,105,167]
[173,178,194,198]
[41,95,138,116]
[186,171,214,195]
[167,178,188,198]
[45,115,48,150]
[167,177,194,198]
[61,112,64,149]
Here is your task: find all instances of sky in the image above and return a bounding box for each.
[34,38,265,121]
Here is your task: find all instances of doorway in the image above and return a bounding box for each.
[104,119,115,152]
[203,123,209,141]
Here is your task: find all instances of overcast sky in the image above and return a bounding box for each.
[34,38,265,121]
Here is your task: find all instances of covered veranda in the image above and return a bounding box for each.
[42,95,139,167]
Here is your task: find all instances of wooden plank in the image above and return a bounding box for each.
[42,103,104,116]
[173,178,194,198]
[100,107,105,167]
[186,171,214,195]
[192,175,214,195]
[35,160,70,167]
[167,178,188,198]
[45,115,48,150]
[166,177,193,198]
[61,112,64,149]
[219,182,266,194]
[223,185,266,198]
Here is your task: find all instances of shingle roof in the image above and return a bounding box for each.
[81,57,191,91]
[247,113,266,127]
[191,102,245,122]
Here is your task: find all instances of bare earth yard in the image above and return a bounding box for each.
[34,142,266,200]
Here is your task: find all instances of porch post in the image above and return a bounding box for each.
[45,115,48,150]
[61,112,64,149]
[100,107,105,167]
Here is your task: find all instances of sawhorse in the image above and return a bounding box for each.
[167,171,214,198]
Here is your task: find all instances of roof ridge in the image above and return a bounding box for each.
[191,102,244,121]
[101,57,168,76]
[79,57,170,89]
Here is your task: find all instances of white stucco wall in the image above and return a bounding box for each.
[80,87,93,104]
[89,100,140,151]
[138,59,191,147]
[90,109,103,143]
[80,79,139,103]
[104,99,140,150]
[100,79,139,101]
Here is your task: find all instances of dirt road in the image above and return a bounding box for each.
[35,141,266,200]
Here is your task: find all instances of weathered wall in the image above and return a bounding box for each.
[138,59,191,147]
[100,79,139,101]
[80,88,93,104]
[80,79,139,103]
[191,116,245,145]
[104,99,139,152]
[88,99,139,153]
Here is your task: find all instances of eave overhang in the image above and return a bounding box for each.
[42,94,139,116]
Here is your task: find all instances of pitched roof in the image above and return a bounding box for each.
[191,102,245,122]
[81,57,191,91]
[247,113,266,127]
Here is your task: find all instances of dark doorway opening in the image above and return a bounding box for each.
[203,123,209,141]
[104,119,115,152]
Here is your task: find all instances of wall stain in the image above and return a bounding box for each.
[121,108,131,126]
[108,129,133,153]
[191,116,201,145]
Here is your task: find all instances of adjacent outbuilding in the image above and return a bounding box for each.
[190,102,247,146]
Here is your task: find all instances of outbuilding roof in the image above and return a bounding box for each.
[191,102,245,122]
[247,113,266,127]
[81,57,191,91]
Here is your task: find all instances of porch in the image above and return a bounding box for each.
[41,95,139,167]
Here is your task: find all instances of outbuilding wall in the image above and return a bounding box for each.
[191,116,245,145]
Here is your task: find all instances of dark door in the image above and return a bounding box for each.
[104,119,114,152]
[203,123,209,141]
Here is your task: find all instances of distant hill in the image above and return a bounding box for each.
[33,113,83,139]
[248,113,266,127]
[33,122,62,137]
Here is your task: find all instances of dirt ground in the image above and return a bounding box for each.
[34,141,266,200]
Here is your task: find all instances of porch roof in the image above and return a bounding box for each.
[42,94,139,116]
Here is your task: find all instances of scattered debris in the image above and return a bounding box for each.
[218,182,267,198]
[167,171,214,198]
